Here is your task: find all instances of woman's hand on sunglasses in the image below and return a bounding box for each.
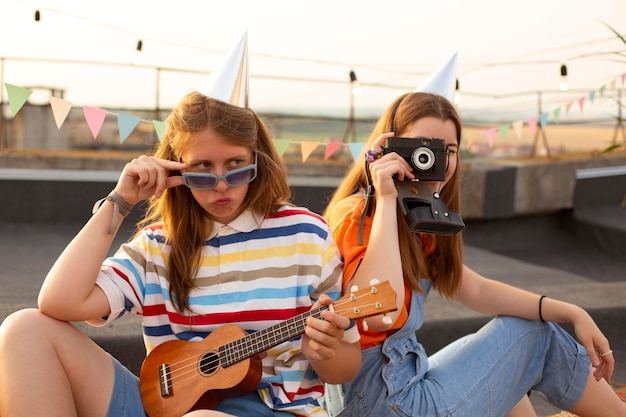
[115,156,188,204]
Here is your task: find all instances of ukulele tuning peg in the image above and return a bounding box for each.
[350,285,359,300]
[362,319,369,332]
[369,279,380,285]
[382,314,392,325]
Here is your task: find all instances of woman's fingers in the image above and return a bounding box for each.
[117,157,187,202]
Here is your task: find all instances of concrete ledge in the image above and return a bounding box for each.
[0,169,341,220]
[2,151,626,220]
[572,165,626,257]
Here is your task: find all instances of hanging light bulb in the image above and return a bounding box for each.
[453,78,461,105]
[34,9,41,22]
[349,70,362,96]
[559,64,569,92]
[132,40,143,66]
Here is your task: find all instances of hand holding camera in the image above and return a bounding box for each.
[382,137,448,181]
[379,136,464,235]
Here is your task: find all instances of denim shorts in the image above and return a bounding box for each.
[107,356,147,417]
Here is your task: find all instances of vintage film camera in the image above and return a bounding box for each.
[382,137,464,235]
[382,137,448,181]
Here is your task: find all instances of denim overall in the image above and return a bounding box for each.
[337,279,591,417]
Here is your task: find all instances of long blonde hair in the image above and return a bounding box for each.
[137,91,291,311]
[324,92,463,297]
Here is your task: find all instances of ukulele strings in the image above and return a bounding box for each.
[159,291,382,387]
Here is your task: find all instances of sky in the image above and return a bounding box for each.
[1,0,626,124]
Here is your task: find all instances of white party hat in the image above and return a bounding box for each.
[415,52,458,102]
[198,31,249,108]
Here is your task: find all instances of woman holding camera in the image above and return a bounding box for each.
[323,56,625,416]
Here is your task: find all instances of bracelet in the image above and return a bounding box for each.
[92,191,135,234]
[538,295,547,323]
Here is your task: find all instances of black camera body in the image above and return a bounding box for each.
[383,137,447,181]
[380,137,464,235]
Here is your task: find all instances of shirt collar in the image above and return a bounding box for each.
[208,209,264,239]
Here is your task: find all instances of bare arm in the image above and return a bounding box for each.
[38,156,187,322]
[346,133,414,331]
[454,264,614,381]
[301,295,362,384]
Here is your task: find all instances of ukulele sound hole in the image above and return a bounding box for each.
[199,351,220,376]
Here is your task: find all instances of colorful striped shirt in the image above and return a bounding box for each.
[91,206,356,416]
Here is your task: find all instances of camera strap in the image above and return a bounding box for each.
[358,160,376,245]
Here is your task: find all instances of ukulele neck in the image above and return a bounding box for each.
[218,305,328,367]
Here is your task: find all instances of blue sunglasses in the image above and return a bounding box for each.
[182,153,258,190]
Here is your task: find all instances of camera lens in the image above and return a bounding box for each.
[411,147,435,171]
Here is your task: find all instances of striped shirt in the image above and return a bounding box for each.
[92,206,356,416]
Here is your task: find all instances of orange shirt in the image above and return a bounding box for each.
[326,195,413,349]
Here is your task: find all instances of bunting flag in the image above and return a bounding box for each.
[5,83,33,116]
[512,120,523,139]
[484,127,496,149]
[83,106,107,140]
[527,116,538,135]
[324,142,343,160]
[272,139,291,156]
[498,124,509,141]
[117,113,142,143]
[553,108,561,124]
[465,131,478,148]
[300,141,319,162]
[49,97,73,129]
[3,70,624,161]
[348,142,365,162]
[152,120,166,142]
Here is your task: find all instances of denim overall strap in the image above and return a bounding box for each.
[379,278,431,398]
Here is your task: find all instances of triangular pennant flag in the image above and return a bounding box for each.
[466,132,478,148]
[539,112,548,129]
[599,85,606,98]
[589,90,596,104]
[83,106,107,140]
[622,72,626,86]
[498,124,509,141]
[48,97,73,130]
[565,101,573,114]
[117,113,142,143]
[512,120,523,139]
[300,141,319,162]
[324,142,343,160]
[577,96,585,112]
[610,79,617,91]
[152,120,166,142]
[4,83,33,116]
[484,127,496,148]
[553,108,561,124]
[348,142,365,161]
[272,139,291,156]
[527,116,538,135]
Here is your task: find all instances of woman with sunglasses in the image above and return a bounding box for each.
[0,35,361,417]
[323,55,625,417]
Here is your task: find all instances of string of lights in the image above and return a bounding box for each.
[5,0,625,132]
[22,0,626,86]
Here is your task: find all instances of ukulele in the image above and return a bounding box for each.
[139,280,397,417]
